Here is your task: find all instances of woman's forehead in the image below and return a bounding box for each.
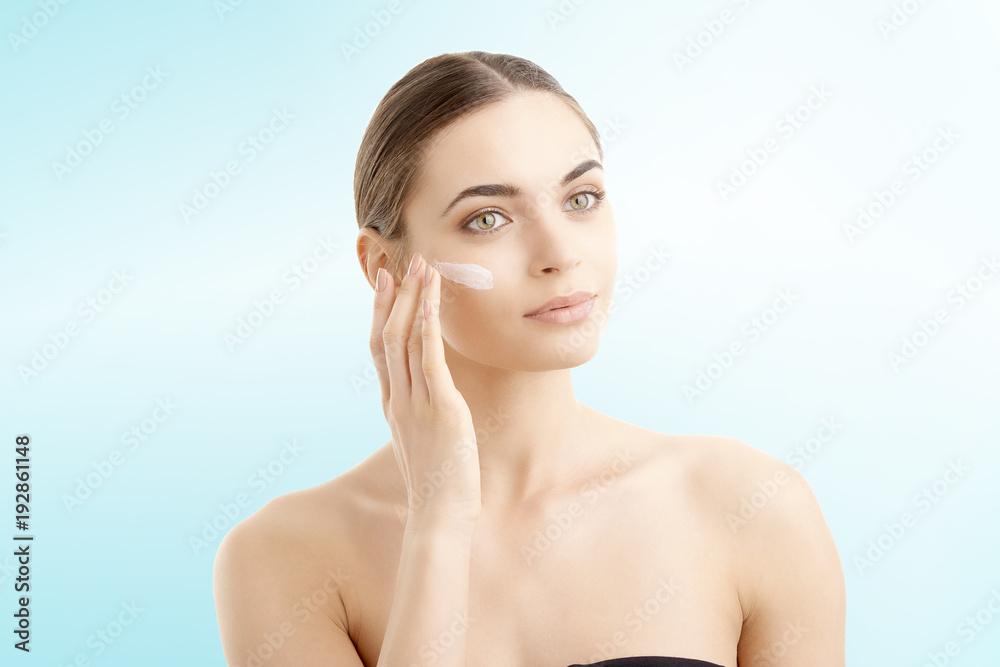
[415,95,600,204]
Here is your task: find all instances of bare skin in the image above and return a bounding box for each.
[216,425,844,667]
[318,425,749,667]
[213,91,846,667]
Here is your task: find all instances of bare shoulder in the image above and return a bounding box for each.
[660,433,846,665]
[626,429,793,504]
[214,443,391,582]
[212,474,357,618]
[216,479,351,562]
[660,432,840,566]
[667,433,801,505]
[212,450,389,666]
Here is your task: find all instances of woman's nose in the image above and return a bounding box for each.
[524,210,584,275]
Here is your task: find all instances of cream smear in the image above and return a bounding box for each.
[429,259,494,290]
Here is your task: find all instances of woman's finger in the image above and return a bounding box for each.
[369,265,398,413]
[420,261,457,404]
[407,263,433,404]
[382,252,425,400]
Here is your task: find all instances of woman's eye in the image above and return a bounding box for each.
[460,188,606,236]
[465,210,510,234]
[566,191,597,211]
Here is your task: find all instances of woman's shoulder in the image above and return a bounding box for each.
[673,434,845,648]
[642,429,791,484]
[212,449,394,663]
[638,428,820,534]
[706,434,816,521]
[582,409,802,500]
[654,431,840,613]
[666,432,799,488]
[214,441,397,582]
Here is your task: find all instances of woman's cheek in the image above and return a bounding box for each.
[440,294,508,356]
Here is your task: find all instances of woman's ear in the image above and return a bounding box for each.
[356,228,391,290]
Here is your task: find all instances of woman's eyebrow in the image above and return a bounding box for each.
[439,159,603,218]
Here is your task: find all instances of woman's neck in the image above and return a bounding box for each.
[446,356,601,513]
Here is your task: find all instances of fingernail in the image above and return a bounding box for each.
[408,252,423,276]
[376,267,386,292]
[423,263,432,287]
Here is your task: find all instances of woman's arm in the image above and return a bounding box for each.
[377,510,477,667]
[213,507,365,666]
[735,463,847,666]
[213,499,478,667]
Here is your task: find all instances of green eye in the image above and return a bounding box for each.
[459,187,607,236]
[567,192,594,210]
[471,211,500,231]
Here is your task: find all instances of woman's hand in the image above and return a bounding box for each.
[369,252,482,525]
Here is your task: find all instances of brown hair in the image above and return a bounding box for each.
[354,50,604,278]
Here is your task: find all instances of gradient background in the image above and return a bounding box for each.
[2,0,999,664]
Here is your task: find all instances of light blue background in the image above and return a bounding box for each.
[2,0,998,664]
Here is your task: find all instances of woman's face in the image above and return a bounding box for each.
[401,91,617,371]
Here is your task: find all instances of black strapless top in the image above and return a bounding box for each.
[567,658,724,667]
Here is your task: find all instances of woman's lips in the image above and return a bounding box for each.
[524,295,597,324]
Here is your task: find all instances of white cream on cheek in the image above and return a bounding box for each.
[428,259,494,290]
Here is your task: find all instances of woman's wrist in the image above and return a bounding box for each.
[404,504,480,538]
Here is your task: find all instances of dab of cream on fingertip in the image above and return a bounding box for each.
[428,259,494,290]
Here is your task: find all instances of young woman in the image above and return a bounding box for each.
[213,51,846,667]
